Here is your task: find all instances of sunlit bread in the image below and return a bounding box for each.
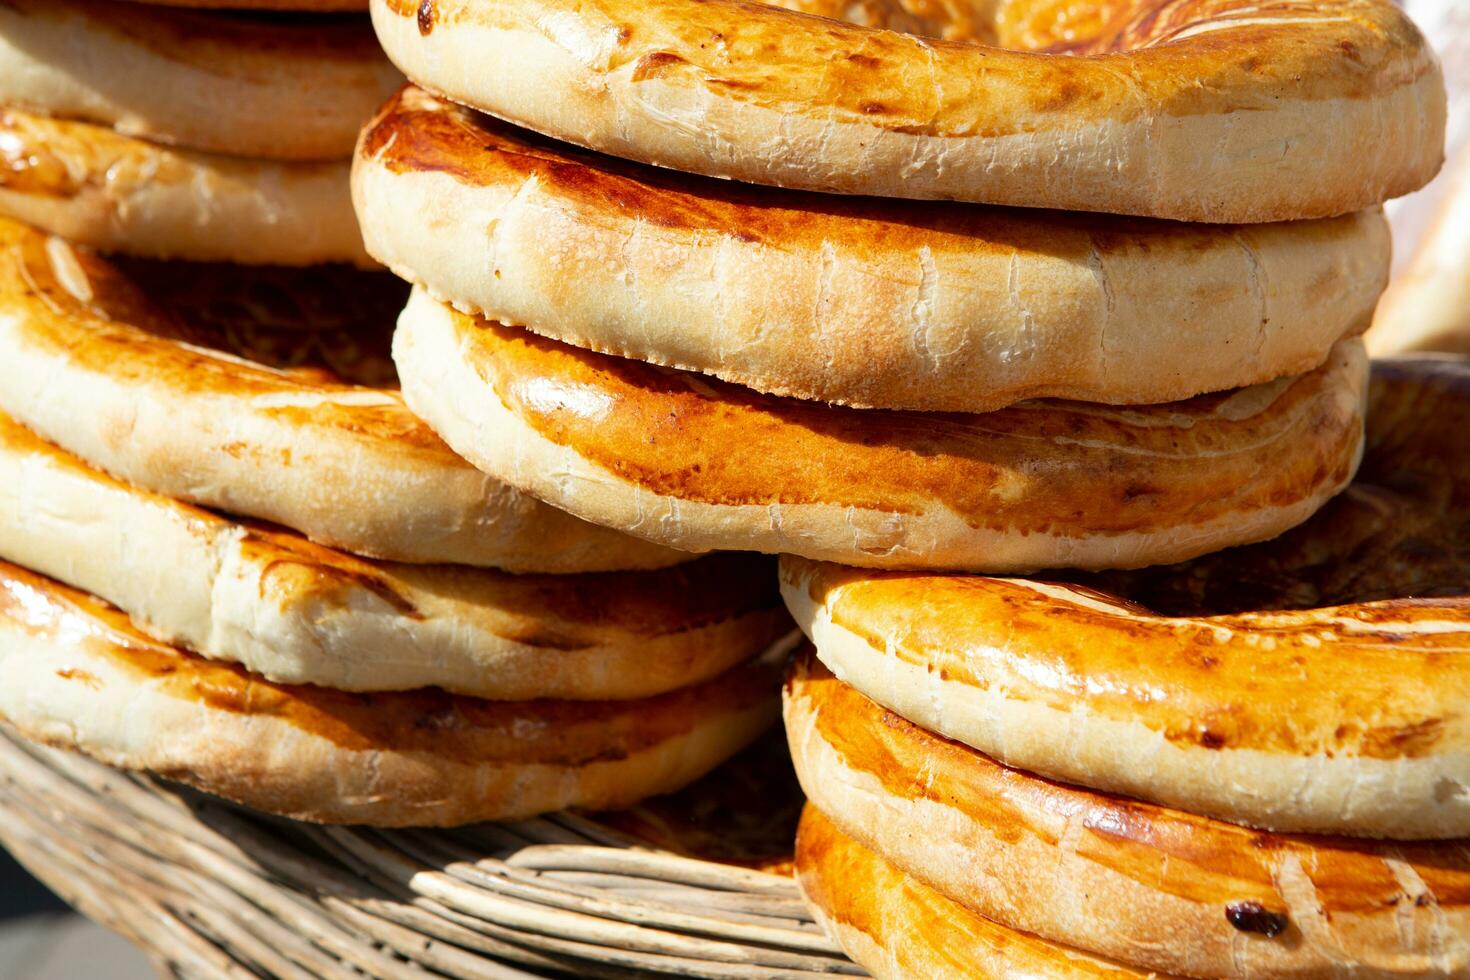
[0,108,369,266]
[0,561,782,826]
[780,357,1470,839]
[355,86,1388,413]
[0,218,684,571]
[396,288,1369,572]
[0,0,397,160]
[0,411,790,699]
[369,0,1444,222]
[796,805,1174,979]
[785,650,1470,978]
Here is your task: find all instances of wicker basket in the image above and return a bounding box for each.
[0,727,861,979]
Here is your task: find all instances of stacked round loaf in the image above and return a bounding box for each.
[348,0,1468,974]
[0,0,793,826]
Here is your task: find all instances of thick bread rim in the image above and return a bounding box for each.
[355,86,1389,413]
[0,561,783,827]
[0,107,370,266]
[785,650,1470,979]
[779,356,1470,838]
[370,0,1444,222]
[396,289,1368,572]
[0,0,398,161]
[796,805,1172,979]
[783,557,1470,839]
[0,218,685,571]
[0,410,791,699]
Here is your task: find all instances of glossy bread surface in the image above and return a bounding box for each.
[372,0,1442,219]
[356,85,1386,412]
[786,649,1470,977]
[0,216,684,570]
[796,805,1170,979]
[0,560,780,824]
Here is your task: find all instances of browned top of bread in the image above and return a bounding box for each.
[458,318,1363,541]
[2,561,775,765]
[788,650,1470,921]
[372,0,1442,219]
[786,357,1470,762]
[796,804,1169,978]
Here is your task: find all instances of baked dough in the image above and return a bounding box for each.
[796,806,1171,979]
[356,86,1389,412]
[369,0,1444,222]
[0,108,370,266]
[0,561,780,826]
[781,356,1470,838]
[0,218,685,571]
[0,411,790,699]
[0,0,397,160]
[396,289,1369,572]
[785,649,1470,979]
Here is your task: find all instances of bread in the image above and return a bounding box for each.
[0,0,398,160]
[396,288,1369,572]
[368,0,1444,222]
[796,805,1170,979]
[0,560,782,826]
[0,410,790,699]
[785,649,1470,978]
[0,218,686,571]
[780,356,1470,839]
[356,86,1388,413]
[0,107,370,266]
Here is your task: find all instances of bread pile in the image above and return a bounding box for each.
[0,0,792,826]
[351,0,1470,973]
[0,0,1466,970]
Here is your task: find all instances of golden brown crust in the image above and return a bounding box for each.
[0,107,370,265]
[0,407,791,698]
[780,357,1470,837]
[0,561,781,826]
[796,805,1171,979]
[356,86,1388,412]
[0,217,687,571]
[785,650,1470,978]
[0,0,396,160]
[370,0,1444,221]
[398,289,1368,571]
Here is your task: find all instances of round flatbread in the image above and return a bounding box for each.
[781,357,1470,838]
[796,806,1173,979]
[0,107,369,265]
[0,410,790,699]
[0,218,686,571]
[356,86,1388,413]
[785,649,1470,979]
[368,0,1443,221]
[0,561,781,826]
[396,288,1369,572]
[0,0,397,160]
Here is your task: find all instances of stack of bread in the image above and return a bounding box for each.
[0,0,791,827]
[354,0,1470,974]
